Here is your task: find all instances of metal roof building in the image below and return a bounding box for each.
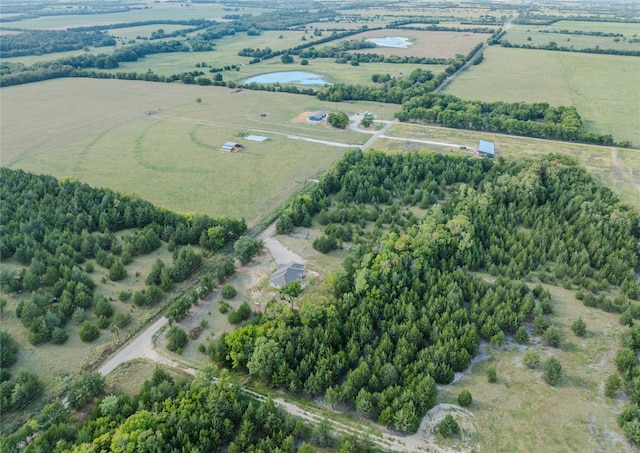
[478,140,495,158]
[269,262,305,289]
[221,142,242,152]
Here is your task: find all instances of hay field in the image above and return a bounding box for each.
[1,79,401,227]
[334,29,491,59]
[444,46,640,146]
[376,123,640,210]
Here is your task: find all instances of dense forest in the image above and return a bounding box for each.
[2,366,374,453]
[221,151,639,433]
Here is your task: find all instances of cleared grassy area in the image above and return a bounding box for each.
[438,283,629,452]
[2,79,401,226]
[504,24,640,52]
[333,29,491,59]
[444,46,640,146]
[377,123,640,210]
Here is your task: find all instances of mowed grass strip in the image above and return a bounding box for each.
[444,46,640,146]
[377,122,640,210]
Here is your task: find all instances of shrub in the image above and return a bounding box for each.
[542,326,564,348]
[113,312,132,329]
[221,284,237,299]
[97,316,110,329]
[108,259,127,281]
[118,290,132,302]
[0,331,19,367]
[95,298,114,319]
[228,301,251,324]
[542,356,562,386]
[487,365,497,383]
[166,326,188,353]
[605,373,622,397]
[458,389,472,407]
[51,327,68,345]
[219,301,230,314]
[438,414,459,437]
[571,317,587,336]
[523,349,541,369]
[515,325,529,344]
[79,321,99,342]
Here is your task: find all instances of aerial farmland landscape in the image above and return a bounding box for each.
[0,1,639,452]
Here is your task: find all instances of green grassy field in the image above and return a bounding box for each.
[1,78,401,227]
[545,20,640,36]
[504,24,640,52]
[444,46,640,146]
[0,4,263,30]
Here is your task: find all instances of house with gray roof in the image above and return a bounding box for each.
[269,262,305,289]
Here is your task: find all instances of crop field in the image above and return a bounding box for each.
[335,29,491,59]
[444,46,640,146]
[1,78,401,227]
[438,284,628,452]
[504,25,640,52]
[375,123,640,210]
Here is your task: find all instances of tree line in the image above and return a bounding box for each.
[396,93,629,147]
[0,30,116,58]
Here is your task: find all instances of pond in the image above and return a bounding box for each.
[366,36,412,48]
[243,71,331,86]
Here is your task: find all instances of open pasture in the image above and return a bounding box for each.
[504,24,640,52]
[3,4,260,30]
[336,29,491,59]
[1,79,401,226]
[444,47,640,146]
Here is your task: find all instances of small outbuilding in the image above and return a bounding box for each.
[221,141,242,152]
[269,262,305,289]
[309,112,327,122]
[478,140,495,158]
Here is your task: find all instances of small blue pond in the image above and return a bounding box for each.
[366,37,412,48]
[244,71,331,86]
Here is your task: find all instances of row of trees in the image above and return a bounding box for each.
[0,30,115,58]
[396,93,628,146]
